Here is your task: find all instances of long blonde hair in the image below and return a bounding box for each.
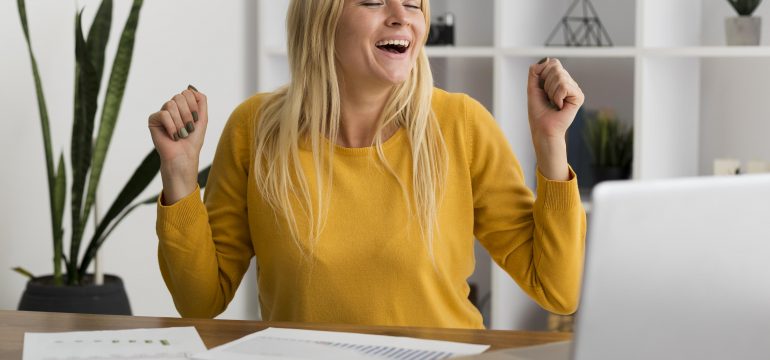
[254,0,447,260]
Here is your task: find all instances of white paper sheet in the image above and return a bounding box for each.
[192,327,490,360]
[23,326,207,360]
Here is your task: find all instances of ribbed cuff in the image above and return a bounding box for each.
[536,166,582,211]
[156,185,206,233]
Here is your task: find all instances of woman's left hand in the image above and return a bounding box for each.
[527,58,584,140]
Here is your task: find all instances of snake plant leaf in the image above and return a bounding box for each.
[16,0,59,259]
[69,10,101,283]
[53,153,67,285]
[12,267,36,281]
[79,148,159,277]
[197,165,211,190]
[86,0,112,88]
[80,0,143,273]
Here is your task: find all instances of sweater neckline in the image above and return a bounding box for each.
[301,127,407,156]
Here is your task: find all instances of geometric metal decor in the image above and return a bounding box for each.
[545,0,613,47]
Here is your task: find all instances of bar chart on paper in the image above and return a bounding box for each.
[193,327,490,360]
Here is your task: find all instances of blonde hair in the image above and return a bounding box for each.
[254,0,447,261]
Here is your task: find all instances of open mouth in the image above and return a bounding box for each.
[375,40,411,54]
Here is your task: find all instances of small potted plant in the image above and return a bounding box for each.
[726,0,764,45]
[583,109,633,183]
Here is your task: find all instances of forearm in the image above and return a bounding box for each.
[532,135,570,181]
[160,158,199,205]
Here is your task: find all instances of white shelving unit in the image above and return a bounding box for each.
[256,0,770,330]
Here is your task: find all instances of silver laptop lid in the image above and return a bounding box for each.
[573,175,770,360]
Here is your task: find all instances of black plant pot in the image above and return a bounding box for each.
[592,165,631,184]
[18,274,132,315]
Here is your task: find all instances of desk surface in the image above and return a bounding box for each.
[0,310,571,358]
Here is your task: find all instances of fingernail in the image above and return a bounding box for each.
[187,84,198,93]
[192,111,199,122]
[186,122,195,133]
[172,133,179,141]
[179,127,189,139]
[538,57,549,65]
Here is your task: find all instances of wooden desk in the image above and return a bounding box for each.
[0,310,571,358]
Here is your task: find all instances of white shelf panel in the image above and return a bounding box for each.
[501,47,637,58]
[501,47,770,58]
[426,46,495,58]
[642,46,770,58]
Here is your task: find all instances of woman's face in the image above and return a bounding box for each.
[334,0,426,88]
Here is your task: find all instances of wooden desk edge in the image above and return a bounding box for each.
[0,310,571,357]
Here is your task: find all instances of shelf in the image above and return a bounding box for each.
[501,47,637,58]
[642,46,770,58]
[426,46,495,58]
[505,47,770,58]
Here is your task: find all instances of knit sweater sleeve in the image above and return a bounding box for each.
[156,99,256,318]
[464,95,587,315]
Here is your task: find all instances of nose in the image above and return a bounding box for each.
[385,2,409,27]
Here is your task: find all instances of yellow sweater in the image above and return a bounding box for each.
[157,88,586,329]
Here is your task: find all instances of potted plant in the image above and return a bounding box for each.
[583,109,633,183]
[726,0,764,45]
[15,0,210,315]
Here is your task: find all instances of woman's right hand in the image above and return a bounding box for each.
[148,85,208,205]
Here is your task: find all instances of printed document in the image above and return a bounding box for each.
[23,326,206,360]
[192,327,490,360]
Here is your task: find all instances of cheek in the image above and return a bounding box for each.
[414,22,427,43]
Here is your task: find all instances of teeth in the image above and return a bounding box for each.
[376,39,410,48]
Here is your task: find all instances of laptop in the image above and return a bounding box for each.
[463,174,770,360]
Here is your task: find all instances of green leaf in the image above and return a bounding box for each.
[79,148,159,277]
[197,165,212,189]
[16,0,60,278]
[12,267,36,280]
[80,0,144,271]
[53,153,67,285]
[583,111,633,168]
[69,9,99,285]
[87,0,112,88]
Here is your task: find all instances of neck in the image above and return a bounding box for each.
[336,78,398,148]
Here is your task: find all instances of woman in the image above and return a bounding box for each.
[149,0,585,329]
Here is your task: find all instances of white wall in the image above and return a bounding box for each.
[699,58,770,175]
[0,0,259,319]
[699,1,770,174]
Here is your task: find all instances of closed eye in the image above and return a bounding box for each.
[403,1,422,10]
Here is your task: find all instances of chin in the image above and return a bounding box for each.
[378,69,413,85]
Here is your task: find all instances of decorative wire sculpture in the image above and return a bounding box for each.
[545,0,613,47]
